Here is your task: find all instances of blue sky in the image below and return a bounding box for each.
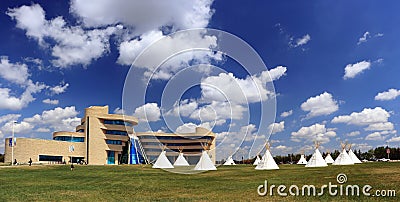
[1,1,400,159]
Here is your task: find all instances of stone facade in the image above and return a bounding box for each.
[4,105,216,165]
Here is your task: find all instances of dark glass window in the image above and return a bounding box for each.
[105,130,128,136]
[141,142,202,146]
[106,140,122,145]
[155,136,212,141]
[138,135,157,139]
[145,148,163,152]
[39,155,62,161]
[54,136,84,142]
[103,120,133,127]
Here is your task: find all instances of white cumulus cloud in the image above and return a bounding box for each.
[291,123,336,144]
[0,82,46,111]
[7,4,118,67]
[343,60,371,79]
[332,107,396,136]
[365,132,386,141]
[280,110,293,118]
[23,106,80,132]
[166,99,199,117]
[375,89,400,101]
[175,122,212,134]
[357,31,370,45]
[133,103,161,122]
[301,92,338,118]
[42,99,59,105]
[50,83,69,95]
[0,56,30,85]
[295,34,311,47]
[0,114,21,124]
[268,121,285,135]
[388,136,400,143]
[332,107,390,126]
[70,0,214,31]
[364,122,394,131]
[346,131,361,137]
[201,66,286,104]
[1,121,34,134]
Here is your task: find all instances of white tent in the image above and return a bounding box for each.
[194,150,217,171]
[153,150,174,169]
[255,143,279,170]
[253,155,261,165]
[297,154,307,165]
[324,153,335,164]
[333,143,354,165]
[223,156,236,165]
[173,152,190,166]
[348,149,362,164]
[348,144,362,164]
[305,142,328,167]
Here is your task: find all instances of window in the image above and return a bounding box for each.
[39,155,62,162]
[105,130,128,136]
[145,148,163,152]
[155,136,213,141]
[54,136,84,142]
[103,120,133,127]
[76,129,84,133]
[106,140,122,145]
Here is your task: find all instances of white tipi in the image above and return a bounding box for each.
[333,142,354,165]
[305,142,328,167]
[173,149,190,166]
[324,152,335,164]
[255,142,279,170]
[348,144,362,164]
[253,155,261,165]
[223,156,236,165]
[153,146,174,168]
[194,144,217,171]
[297,154,307,165]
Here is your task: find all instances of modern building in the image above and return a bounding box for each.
[4,106,216,165]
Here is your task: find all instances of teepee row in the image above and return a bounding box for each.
[299,142,362,166]
[333,143,362,165]
[152,144,217,171]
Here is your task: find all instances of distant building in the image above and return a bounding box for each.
[4,106,216,165]
[137,127,216,165]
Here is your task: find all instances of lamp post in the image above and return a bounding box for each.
[11,121,17,166]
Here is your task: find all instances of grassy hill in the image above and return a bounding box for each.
[0,162,398,201]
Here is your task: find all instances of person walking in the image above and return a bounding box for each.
[70,163,74,171]
[28,158,32,166]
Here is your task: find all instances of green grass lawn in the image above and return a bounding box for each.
[0,162,399,201]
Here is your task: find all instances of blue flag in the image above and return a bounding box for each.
[9,138,12,147]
